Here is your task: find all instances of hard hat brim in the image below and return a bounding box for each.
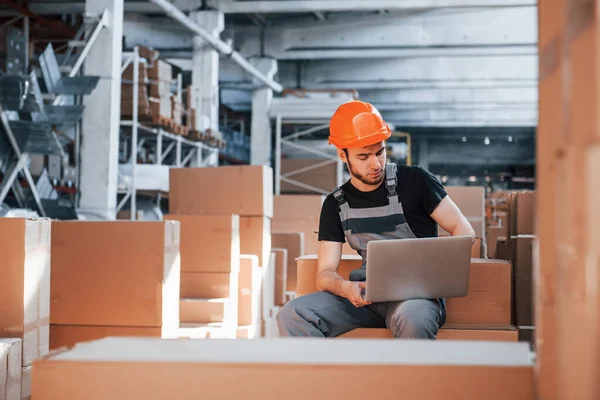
[329,126,391,149]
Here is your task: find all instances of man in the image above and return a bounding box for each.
[276,100,475,339]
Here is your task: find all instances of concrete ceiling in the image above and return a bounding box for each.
[11,0,538,128]
[121,1,538,128]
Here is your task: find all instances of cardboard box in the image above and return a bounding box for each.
[273,195,324,221]
[50,221,180,336]
[272,233,305,292]
[165,215,240,274]
[507,191,536,237]
[446,259,512,326]
[514,236,535,326]
[0,218,51,366]
[445,186,486,218]
[486,226,507,259]
[272,218,320,254]
[31,337,535,400]
[0,339,22,400]
[240,216,271,268]
[337,327,518,341]
[49,326,162,350]
[180,272,231,298]
[169,165,273,217]
[238,256,261,328]
[179,299,228,324]
[296,257,512,326]
[496,238,514,262]
[272,248,288,306]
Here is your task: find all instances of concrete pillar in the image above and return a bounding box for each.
[79,0,124,220]
[418,138,429,169]
[250,58,277,166]
[191,11,223,133]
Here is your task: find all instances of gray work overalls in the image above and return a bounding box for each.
[332,162,446,324]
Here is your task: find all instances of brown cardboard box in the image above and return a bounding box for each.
[179,299,227,324]
[169,165,273,217]
[147,59,172,82]
[0,338,22,400]
[180,272,231,298]
[0,218,51,366]
[271,248,288,306]
[486,226,507,259]
[446,259,512,326]
[272,233,304,292]
[238,256,261,329]
[165,215,240,274]
[240,216,271,268]
[496,238,514,262]
[297,257,512,326]
[31,337,535,400]
[507,191,536,237]
[50,221,180,337]
[272,218,320,254]
[273,195,324,221]
[49,325,162,350]
[338,327,518,341]
[514,236,535,326]
[445,186,486,217]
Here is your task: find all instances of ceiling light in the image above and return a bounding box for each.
[461,136,467,142]
[508,136,513,142]
[484,137,490,145]
[469,176,477,182]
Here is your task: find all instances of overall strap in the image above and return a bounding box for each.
[384,163,398,198]
[333,186,350,212]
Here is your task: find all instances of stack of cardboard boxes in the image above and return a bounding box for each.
[49,221,181,348]
[168,165,274,338]
[121,45,177,128]
[0,218,51,400]
[494,191,537,344]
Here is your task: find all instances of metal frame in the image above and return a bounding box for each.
[118,46,219,220]
[274,118,343,196]
[0,103,46,216]
[271,95,355,195]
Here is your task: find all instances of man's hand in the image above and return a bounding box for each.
[343,281,371,308]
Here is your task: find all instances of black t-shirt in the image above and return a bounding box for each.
[318,165,448,243]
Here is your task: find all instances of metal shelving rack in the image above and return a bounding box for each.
[270,94,355,195]
[117,46,219,220]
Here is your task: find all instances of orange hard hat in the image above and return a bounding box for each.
[329,100,391,149]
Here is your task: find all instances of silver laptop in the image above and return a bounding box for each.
[363,235,472,303]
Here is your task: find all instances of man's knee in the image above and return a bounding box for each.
[388,300,440,339]
[276,298,300,329]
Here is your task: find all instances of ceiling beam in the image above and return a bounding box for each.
[231,6,537,59]
[215,0,536,13]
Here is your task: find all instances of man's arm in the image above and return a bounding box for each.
[430,196,476,242]
[316,241,370,307]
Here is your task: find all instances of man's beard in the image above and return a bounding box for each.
[347,158,385,187]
